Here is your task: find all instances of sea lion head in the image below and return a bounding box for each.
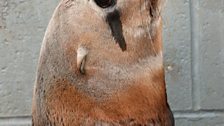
[37,0,165,99]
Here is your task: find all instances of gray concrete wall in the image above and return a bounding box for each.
[0,0,223,125]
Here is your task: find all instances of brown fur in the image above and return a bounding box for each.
[32,0,174,125]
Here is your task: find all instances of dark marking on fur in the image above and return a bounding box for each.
[106,10,126,51]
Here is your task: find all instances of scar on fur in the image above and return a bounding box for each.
[77,46,88,74]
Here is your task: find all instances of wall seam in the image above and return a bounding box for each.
[189,0,200,111]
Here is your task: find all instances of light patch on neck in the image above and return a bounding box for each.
[150,17,161,37]
[100,51,163,80]
[123,17,161,39]
[124,26,148,38]
[82,52,164,99]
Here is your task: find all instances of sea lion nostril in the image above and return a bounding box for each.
[94,0,115,8]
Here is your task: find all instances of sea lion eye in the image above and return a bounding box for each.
[94,0,115,8]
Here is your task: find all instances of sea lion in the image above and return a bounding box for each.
[32,0,174,125]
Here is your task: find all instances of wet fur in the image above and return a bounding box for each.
[32,0,174,125]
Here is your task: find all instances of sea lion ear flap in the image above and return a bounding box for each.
[149,0,164,19]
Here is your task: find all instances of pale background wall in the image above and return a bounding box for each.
[0,0,224,125]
